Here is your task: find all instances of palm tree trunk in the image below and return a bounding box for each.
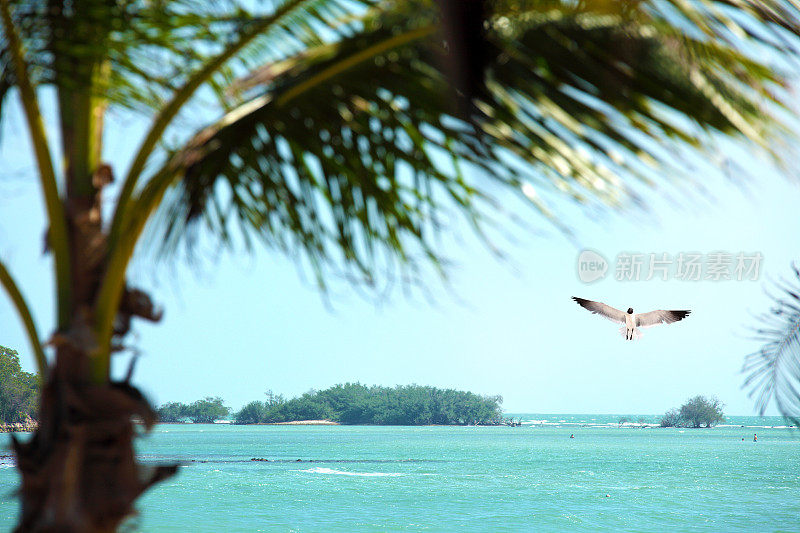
[14,219,176,532]
[12,167,175,530]
[13,344,176,532]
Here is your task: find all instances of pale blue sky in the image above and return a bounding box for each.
[1,89,798,416]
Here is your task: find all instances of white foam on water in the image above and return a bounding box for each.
[299,467,402,477]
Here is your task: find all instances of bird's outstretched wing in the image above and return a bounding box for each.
[572,297,626,324]
[636,309,691,328]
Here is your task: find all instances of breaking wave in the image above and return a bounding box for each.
[299,467,403,477]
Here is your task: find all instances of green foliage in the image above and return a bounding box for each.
[157,396,230,423]
[187,396,230,423]
[680,396,725,428]
[660,396,725,428]
[156,401,189,423]
[234,401,269,425]
[233,383,504,425]
[0,345,38,424]
[146,0,800,289]
[659,408,682,428]
[264,389,285,407]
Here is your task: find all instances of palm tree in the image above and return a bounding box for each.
[2,0,800,529]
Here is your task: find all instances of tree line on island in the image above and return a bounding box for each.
[0,344,728,430]
[0,345,729,430]
[156,397,230,424]
[157,383,506,426]
[155,389,726,428]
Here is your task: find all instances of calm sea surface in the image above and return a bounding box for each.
[0,414,797,531]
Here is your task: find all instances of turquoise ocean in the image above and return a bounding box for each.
[1,414,797,531]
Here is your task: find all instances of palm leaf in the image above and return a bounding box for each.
[105,0,372,112]
[0,0,50,133]
[0,0,372,121]
[141,0,798,287]
[743,263,800,426]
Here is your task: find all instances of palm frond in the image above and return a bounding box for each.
[0,258,47,379]
[108,0,376,251]
[140,0,799,288]
[0,55,11,135]
[0,0,49,132]
[0,0,72,326]
[105,0,372,113]
[0,0,372,121]
[743,263,800,426]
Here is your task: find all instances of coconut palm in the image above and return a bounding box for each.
[2,0,800,530]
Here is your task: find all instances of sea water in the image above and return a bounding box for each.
[0,415,797,531]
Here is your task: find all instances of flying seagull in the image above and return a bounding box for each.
[572,297,690,340]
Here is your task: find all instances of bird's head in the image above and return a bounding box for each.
[627,308,633,314]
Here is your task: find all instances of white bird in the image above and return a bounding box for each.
[571,297,690,340]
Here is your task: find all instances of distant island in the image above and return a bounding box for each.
[157,383,506,426]
[1,345,730,432]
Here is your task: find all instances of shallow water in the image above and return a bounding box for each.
[0,415,797,531]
